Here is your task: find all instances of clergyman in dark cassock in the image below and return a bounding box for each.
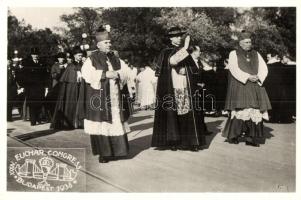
[151,27,207,152]
[78,25,131,163]
[222,31,272,147]
[264,54,293,123]
[21,47,49,126]
[50,47,84,129]
[44,52,67,119]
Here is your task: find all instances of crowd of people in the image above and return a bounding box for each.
[7,25,296,163]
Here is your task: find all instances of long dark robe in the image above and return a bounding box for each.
[264,62,293,123]
[44,63,66,119]
[50,61,83,129]
[151,47,206,148]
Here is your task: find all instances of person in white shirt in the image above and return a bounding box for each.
[136,65,156,110]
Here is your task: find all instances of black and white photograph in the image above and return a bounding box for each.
[1,0,300,199]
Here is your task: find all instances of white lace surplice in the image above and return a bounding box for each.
[81,58,131,136]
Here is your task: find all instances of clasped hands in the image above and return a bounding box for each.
[106,71,119,79]
[248,75,259,83]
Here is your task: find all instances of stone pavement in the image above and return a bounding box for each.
[7,110,296,192]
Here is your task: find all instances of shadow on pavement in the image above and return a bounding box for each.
[129,122,154,132]
[7,128,15,134]
[203,120,224,149]
[14,129,59,141]
[128,135,152,159]
[125,119,226,157]
[263,126,275,139]
[128,114,154,124]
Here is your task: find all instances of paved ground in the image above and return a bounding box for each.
[7,109,296,192]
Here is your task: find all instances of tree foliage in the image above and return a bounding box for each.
[7,13,61,64]
[59,7,104,48]
[102,8,164,65]
[8,7,296,66]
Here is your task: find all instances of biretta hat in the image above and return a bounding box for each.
[238,30,252,41]
[95,25,111,42]
[167,26,187,37]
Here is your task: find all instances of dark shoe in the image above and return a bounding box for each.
[154,147,168,151]
[170,146,177,151]
[190,146,199,152]
[245,141,260,147]
[225,138,239,144]
[98,156,109,163]
[30,122,36,126]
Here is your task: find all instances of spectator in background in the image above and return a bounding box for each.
[266,53,272,63]
[282,54,296,65]
[21,47,49,126]
[188,45,212,135]
[136,65,156,110]
[267,52,280,64]
[264,52,292,123]
[202,58,217,115]
[7,59,18,121]
[127,61,138,102]
[136,65,145,107]
[66,51,73,64]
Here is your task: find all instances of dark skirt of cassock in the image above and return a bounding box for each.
[90,135,129,157]
[151,48,206,148]
[50,65,83,129]
[222,71,271,140]
[77,78,130,158]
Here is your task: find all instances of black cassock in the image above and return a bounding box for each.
[264,62,294,123]
[44,63,67,119]
[50,61,83,129]
[151,47,206,148]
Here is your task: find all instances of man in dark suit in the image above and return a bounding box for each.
[7,59,18,121]
[188,45,212,135]
[21,47,49,126]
